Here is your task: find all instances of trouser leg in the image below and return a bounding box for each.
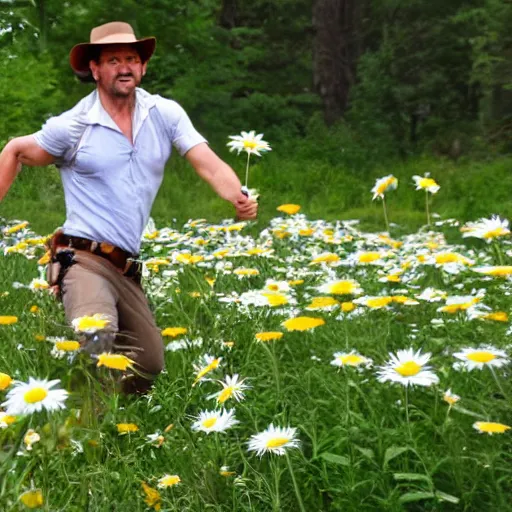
[116,280,165,393]
[60,257,164,394]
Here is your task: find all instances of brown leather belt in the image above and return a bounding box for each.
[49,230,142,282]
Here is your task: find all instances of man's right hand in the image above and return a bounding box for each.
[234,192,258,220]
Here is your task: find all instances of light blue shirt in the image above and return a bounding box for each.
[33,88,206,254]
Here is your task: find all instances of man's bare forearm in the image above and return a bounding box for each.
[0,141,20,202]
[196,159,243,204]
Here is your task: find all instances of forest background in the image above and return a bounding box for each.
[0,0,511,233]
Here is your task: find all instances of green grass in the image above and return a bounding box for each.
[2,152,512,236]
[0,209,511,510]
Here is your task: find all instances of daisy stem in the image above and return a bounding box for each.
[345,370,351,424]
[404,385,412,439]
[425,190,431,226]
[493,242,505,266]
[260,342,281,403]
[244,152,251,189]
[270,457,281,512]
[489,366,508,400]
[382,197,390,233]
[285,453,306,512]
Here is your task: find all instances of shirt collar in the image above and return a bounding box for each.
[86,88,156,135]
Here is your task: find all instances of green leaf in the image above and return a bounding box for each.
[452,406,485,419]
[399,492,435,504]
[383,446,411,468]
[354,445,374,460]
[394,473,432,484]
[436,491,460,504]
[320,453,350,466]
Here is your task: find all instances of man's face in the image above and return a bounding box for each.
[90,44,147,98]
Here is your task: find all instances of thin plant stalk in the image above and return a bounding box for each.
[244,152,251,188]
[404,385,412,440]
[270,457,281,512]
[259,342,281,402]
[425,190,431,226]
[493,241,505,266]
[285,452,306,512]
[489,366,508,400]
[382,196,390,233]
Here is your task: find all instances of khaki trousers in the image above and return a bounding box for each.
[59,251,164,382]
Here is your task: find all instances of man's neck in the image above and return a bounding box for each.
[97,88,136,118]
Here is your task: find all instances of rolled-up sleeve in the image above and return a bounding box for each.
[157,99,207,156]
[33,116,73,158]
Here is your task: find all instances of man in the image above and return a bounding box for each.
[0,22,257,393]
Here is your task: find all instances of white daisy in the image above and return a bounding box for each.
[227,130,272,156]
[452,345,509,371]
[371,175,398,200]
[247,424,300,457]
[330,351,372,369]
[377,348,439,387]
[208,374,250,404]
[316,279,363,296]
[2,377,68,415]
[191,409,239,434]
[412,174,440,194]
[462,216,510,243]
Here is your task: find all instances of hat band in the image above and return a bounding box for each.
[91,33,139,44]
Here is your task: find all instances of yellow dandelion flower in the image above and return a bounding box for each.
[97,353,134,371]
[19,489,43,508]
[282,316,325,332]
[4,221,29,235]
[277,204,301,215]
[141,482,162,511]
[37,251,51,265]
[341,302,356,312]
[117,423,139,434]
[30,305,39,314]
[261,292,289,306]
[0,316,18,325]
[55,340,80,352]
[255,332,284,342]
[157,474,181,488]
[161,327,187,338]
[473,422,511,435]
[0,372,13,390]
[72,314,110,333]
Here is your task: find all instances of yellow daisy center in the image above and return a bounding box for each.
[243,140,258,149]
[282,316,325,331]
[338,354,364,366]
[395,361,422,377]
[266,437,290,449]
[97,353,133,371]
[55,340,80,352]
[203,417,218,428]
[218,387,234,403]
[419,178,437,189]
[329,281,357,294]
[466,351,496,363]
[262,293,289,306]
[341,302,355,312]
[358,252,381,263]
[24,387,48,404]
[366,297,393,308]
[483,227,509,239]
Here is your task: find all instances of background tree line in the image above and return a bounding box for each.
[0,0,511,164]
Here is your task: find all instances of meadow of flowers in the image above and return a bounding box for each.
[1,183,512,510]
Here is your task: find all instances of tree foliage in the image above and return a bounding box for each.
[0,0,510,155]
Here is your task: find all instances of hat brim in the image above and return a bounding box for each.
[69,37,156,77]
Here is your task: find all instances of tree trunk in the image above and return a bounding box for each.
[219,0,238,29]
[312,0,363,125]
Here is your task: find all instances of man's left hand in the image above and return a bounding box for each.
[234,192,258,220]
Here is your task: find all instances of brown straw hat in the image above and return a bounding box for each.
[69,21,156,78]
